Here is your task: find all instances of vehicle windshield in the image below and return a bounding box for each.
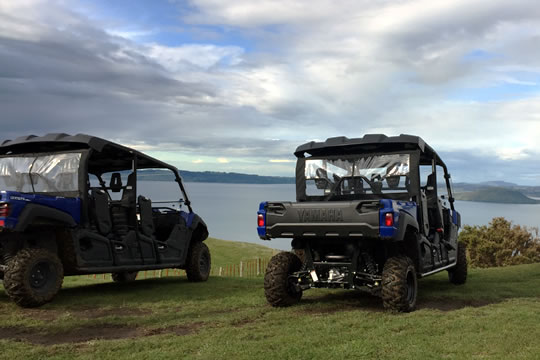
[304,153,410,199]
[0,152,81,193]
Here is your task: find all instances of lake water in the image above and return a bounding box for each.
[138,181,540,250]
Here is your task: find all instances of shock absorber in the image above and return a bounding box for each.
[0,237,19,265]
[361,252,377,275]
[2,249,14,264]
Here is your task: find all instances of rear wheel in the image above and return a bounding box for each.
[111,271,138,283]
[3,248,64,308]
[381,256,417,312]
[448,243,467,284]
[186,242,211,282]
[264,252,303,307]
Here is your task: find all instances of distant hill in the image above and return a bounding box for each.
[137,169,295,184]
[479,181,518,187]
[135,169,540,204]
[454,187,540,204]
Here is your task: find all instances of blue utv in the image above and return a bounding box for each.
[0,133,209,307]
[258,134,467,312]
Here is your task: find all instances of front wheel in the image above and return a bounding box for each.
[448,243,467,285]
[381,256,417,312]
[186,242,211,282]
[3,248,64,308]
[264,252,303,307]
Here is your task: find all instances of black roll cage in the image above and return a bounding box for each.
[294,134,456,211]
[85,151,191,207]
[0,133,194,220]
[296,150,420,202]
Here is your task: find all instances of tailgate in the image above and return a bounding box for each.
[261,200,380,239]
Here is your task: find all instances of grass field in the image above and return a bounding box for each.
[205,237,278,268]
[0,240,539,360]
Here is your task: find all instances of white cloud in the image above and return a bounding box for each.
[146,43,244,71]
[119,142,158,152]
[184,0,360,27]
[217,157,229,163]
[500,77,537,86]
[2,0,540,183]
[192,159,204,164]
[496,148,530,161]
[107,29,157,40]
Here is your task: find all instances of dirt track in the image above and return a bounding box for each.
[0,296,497,346]
[0,322,201,345]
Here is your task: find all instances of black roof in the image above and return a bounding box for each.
[0,133,176,173]
[294,134,439,160]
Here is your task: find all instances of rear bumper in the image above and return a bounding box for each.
[265,221,379,238]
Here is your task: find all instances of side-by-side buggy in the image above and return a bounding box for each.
[0,133,210,307]
[258,134,467,312]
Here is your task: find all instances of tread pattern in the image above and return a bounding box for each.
[381,256,417,312]
[3,248,64,308]
[185,242,211,282]
[264,252,302,307]
[448,243,468,285]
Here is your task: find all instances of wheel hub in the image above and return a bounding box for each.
[30,262,51,289]
[199,253,209,274]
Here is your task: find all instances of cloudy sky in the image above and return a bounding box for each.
[1,0,540,184]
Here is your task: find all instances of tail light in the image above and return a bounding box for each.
[257,214,265,227]
[0,203,10,217]
[384,212,394,227]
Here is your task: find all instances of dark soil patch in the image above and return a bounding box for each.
[417,298,497,311]
[20,309,64,322]
[176,307,232,316]
[300,292,385,314]
[0,322,201,346]
[301,304,372,315]
[299,292,497,313]
[301,302,385,315]
[18,307,151,321]
[231,317,255,327]
[0,324,138,346]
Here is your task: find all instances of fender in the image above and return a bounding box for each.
[395,211,419,241]
[189,214,209,241]
[14,204,77,231]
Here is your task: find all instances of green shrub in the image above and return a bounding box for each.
[459,217,540,268]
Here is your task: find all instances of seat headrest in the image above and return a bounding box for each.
[386,175,400,189]
[426,173,436,191]
[110,173,123,192]
[138,195,150,203]
[371,180,383,194]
